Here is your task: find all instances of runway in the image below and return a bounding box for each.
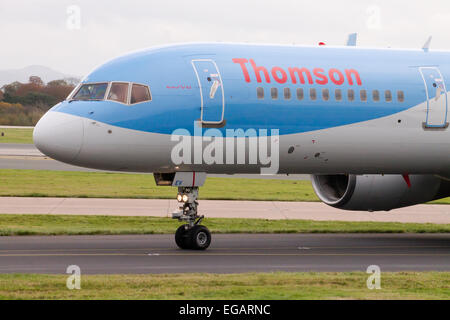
[0,234,448,274]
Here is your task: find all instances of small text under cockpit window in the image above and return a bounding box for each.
[72,83,108,101]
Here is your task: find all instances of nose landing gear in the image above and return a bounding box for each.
[172,186,211,250]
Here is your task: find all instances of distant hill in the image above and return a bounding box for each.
[0,65,80,87]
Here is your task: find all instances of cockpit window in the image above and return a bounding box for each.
[107,82,129,104]
[69,82,151,105]
[131,84,151,104]
[72,83,108,101]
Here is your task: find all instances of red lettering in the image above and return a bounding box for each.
[234,58,362,86]
[313,68,328,85]
[271,67,287,84]
[329,69,345,85]
[288,67,313,84]
[345,69,362,85]
[232,58,250,83]
[250,59,271,83]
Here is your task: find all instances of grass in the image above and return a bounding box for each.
[0,214,449,236]
[0,272,448,299]
[0,169,450,204]
[0,128,33,144]
[0,169,318,201]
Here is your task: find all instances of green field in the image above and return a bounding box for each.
[0,272,448,299]
[0,214,449,236]
[1,169,450,204]
[0,128,33,144]
[0,169,318,201]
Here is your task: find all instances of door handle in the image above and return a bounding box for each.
[209,80,219,99]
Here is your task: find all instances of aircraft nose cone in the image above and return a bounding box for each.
[33,111,84,163]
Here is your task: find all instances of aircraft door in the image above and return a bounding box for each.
[192,59,225,124]
[419,67,448,128]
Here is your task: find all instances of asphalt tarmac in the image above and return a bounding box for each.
[0,233,448,274]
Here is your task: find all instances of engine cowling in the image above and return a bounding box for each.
[311,174,450,211]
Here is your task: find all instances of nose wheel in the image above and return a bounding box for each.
[175,224,211,250]
[172,187,211,250]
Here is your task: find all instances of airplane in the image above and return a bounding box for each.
[33,39,450,250]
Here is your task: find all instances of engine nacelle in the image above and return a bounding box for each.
[311,174,450,211]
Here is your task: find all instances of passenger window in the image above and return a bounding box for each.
[335,89,342,101]
[131,84,151,104]
[297,88,304,100]
[360,90,367,102]
[257,87,264,99]
[322,88,329,101]
[385,90,392,102]
[108,82,129,104]
[271,88,278,100]
[372,90,380,102]
[348,89,354,101]
[397,90,405,102]
[310,88,317,101]
[284,88,291,100]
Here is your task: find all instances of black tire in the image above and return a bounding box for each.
[175,224,191,249]
[188,225,211,250]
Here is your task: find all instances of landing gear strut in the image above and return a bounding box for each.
[172,187,211,250]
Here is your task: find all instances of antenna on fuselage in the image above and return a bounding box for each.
[346,33,357,46]
[422,36,432,52]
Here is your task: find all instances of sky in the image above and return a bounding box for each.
[2,0,450,76]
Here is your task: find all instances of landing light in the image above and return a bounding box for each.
[177,194,190,202]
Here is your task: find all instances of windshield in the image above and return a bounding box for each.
[72,83,108,101]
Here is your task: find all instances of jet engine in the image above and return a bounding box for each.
[311,174,450,211]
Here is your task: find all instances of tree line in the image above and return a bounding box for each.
[0,76,76,126]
